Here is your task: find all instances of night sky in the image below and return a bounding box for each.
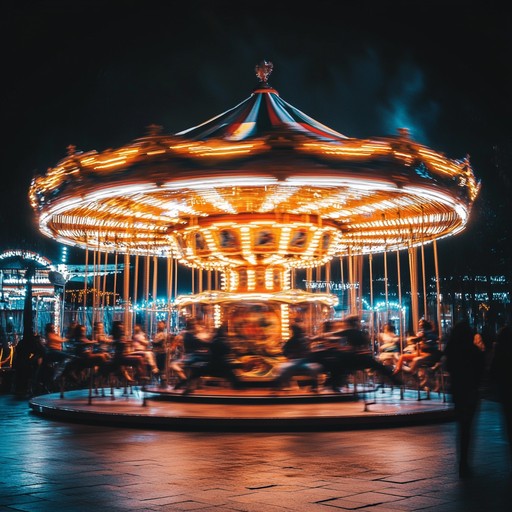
[3,0,512,276]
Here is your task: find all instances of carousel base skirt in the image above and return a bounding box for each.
[29,382,455,432]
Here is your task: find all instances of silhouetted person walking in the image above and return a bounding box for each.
[444,318,486,477]
[489,323,512,472]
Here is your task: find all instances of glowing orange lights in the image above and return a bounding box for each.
[29,72,479,283]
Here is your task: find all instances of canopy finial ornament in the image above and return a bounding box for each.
[255,60,273,86]
[146,124,163,136]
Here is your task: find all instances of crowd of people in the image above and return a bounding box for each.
[164,315,407,394]
[22,320,174,392]
[7,314,469,396]
[11,314,409,395]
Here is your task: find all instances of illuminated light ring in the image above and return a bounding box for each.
[176,213,341,270]
[33,169,471,264]
[174,290,338,307]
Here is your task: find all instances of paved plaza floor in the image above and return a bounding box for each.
[1,390,511,511]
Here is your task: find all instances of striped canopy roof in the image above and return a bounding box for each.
[176,85,347,143]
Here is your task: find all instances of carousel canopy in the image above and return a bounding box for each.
[29,61,480,271]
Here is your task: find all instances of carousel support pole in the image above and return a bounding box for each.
[421,241,428,320]
[133,255,139,332]
[420,208,428,321]
[123,252,130,337]
[95,242,101,326]
[165,254,173,382]
[408,245,419,333]
[174,257,178,299]
[59,280,66,338]
[384,249,389,321]
[396,249,404,349]
[324,260,331,326]
[396,249,406,400]
[101,249,109,326]
[167,255,173,332]
[91,247,97,327]
[355,253,363,317]
[369,252,375,352]
[191,266,195,317]
[432,239,446,400]
[353,254,360,316]
[382,215,389,322]
[152,254,158,338]
[174,257,178,327]
[143,254,150,332]
[113,250,118,321]
[396,210,406,347]
[339,256,345,315]
[433,239,442,340]
[92,237,101,328]
[83,247,89,326]
[347,248,354,315]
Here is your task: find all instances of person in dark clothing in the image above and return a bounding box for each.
[409,319,443,374]
[152,320,169,376]
[310,320,350,391]
[106,321,147,383]
[38,323,76,390]
[182,319,211,363]
[206,323,243,389]
[393,319,442,376]
[272,319,320,391]
[489,324,512,472]
[182,322,242,392]
[59,324,111,382]
[311,316,402,391]
[444,318,486,477]
[173,318,212,392]
[12,332,46,397]
[328,316,402,389]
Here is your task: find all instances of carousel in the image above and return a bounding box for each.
[29,61,480,385]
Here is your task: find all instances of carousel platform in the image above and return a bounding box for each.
[28,380,455,431]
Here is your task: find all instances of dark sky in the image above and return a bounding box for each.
[2,0,512,274]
